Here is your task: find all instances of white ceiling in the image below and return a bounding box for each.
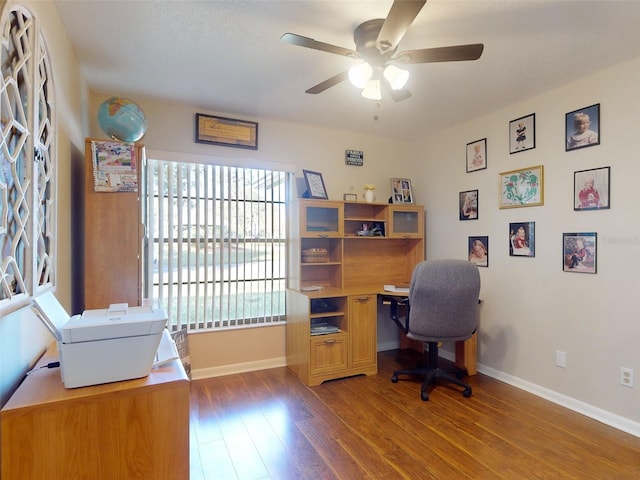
[54,0,640,141]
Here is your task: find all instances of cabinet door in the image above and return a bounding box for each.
[348,295,377,368]
[310,334,348,375]
[300,200,344,237]
[388,205,424,238]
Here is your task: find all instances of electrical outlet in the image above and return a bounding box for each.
[621,367,634,388]
[556,350,567,368]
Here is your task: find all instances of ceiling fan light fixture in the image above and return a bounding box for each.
[383,64,409,90]
[361,79,382,100]
[348,62,373,89]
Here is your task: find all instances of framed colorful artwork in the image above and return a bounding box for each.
[499,165,544,208]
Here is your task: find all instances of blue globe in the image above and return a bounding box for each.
[98,97,147,142]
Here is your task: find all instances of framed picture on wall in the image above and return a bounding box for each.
[459,190,478,220]
[468,235,489,267]
[509,113,535,154]
[563,232,597,273]
[566,103,600,151]
[509,221,535,257]
[499,165,544,208]
[574,166,610,210]
[466,138,487,172]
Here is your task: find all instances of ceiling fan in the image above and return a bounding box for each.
[280,0,483,101]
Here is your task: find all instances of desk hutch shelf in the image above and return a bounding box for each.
[286,199,425,386]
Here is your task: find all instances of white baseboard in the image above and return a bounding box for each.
[475,361,640,438]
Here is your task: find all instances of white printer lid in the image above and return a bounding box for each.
[61,303,167,344]
[31,291,71,342]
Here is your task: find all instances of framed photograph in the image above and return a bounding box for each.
[509,222,535,257]
[303,170,328,199]
[499,165,544,209]
[509,113,535,154]
[566,103,600,151]
[343,193,357,201]
[390,178,414,204]
[574,167,610,210]
[466,138,487,172]
[459,189,478,221]
[195,113,258,150]
[563,232,597,274]
[468,236,489,267]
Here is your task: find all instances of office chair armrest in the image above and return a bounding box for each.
[381,295,410,334]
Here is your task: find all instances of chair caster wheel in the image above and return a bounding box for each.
[421,391,429,401]
[463,387,472,398]
[391,374,398,383]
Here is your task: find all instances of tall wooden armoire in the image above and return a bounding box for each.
[83,138,145,309]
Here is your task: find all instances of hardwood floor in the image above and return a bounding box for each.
[189,349,640,479]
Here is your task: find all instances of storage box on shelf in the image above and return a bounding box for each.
[286,199,424,386]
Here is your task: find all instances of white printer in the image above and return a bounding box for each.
[32,293,168,389]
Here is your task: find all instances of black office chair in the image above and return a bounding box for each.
[386,259,481,401]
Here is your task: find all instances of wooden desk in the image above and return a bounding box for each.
[1,345,190,480]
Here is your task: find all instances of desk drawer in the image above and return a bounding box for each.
[309,333,348,375]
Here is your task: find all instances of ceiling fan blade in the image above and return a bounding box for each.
[280,33,357,58]
[377,0,426,54]
[397,44,484,64]
[382,77,412,102]
[305,71,349,94]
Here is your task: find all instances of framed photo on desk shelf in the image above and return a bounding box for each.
[303,170,328,199]
[390,178,413,204]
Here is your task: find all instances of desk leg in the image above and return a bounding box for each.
[455,332,477,376]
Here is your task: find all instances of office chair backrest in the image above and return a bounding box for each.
[408,259,480,342]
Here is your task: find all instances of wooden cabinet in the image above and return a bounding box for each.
[286,200,424,386]
[1,346,190,480]
[84,138,145,309]
[286,290,378,386]
[388,204,424,238]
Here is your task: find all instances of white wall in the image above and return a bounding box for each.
[413,57,640,432]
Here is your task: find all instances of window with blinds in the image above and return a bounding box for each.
[145,159,287,331]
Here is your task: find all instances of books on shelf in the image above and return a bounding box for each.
[310,322,340,336]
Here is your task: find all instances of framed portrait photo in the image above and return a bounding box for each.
[509,221,535,257]
[302,170,328,199]
[459,189,478,221]
[466,138,487,173]
[390,178,414,204]
[499,165,544,208]
[509,113,535,154]
[563,232,597,274]
[468,236,489,267]
[566,103,600,151]
[574,166,610,211]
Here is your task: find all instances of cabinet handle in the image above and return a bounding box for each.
[356,296,370,302]
[318,234,328,238]
[323,339,336,344]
